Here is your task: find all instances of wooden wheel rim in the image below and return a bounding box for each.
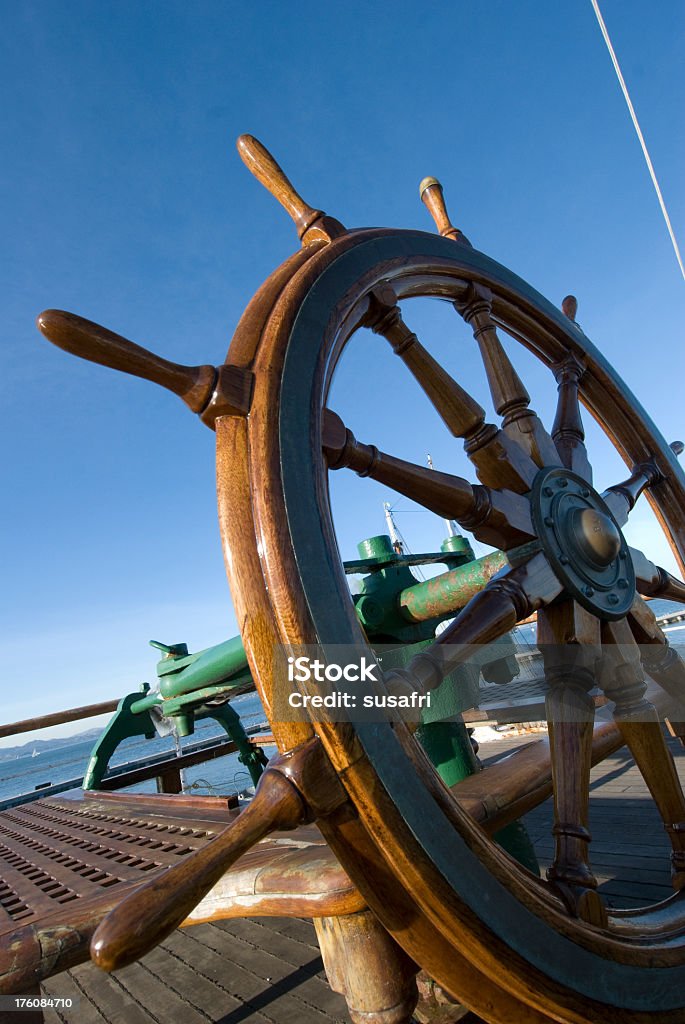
[219,229,685,1021]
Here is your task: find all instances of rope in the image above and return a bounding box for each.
[590,0,685,282]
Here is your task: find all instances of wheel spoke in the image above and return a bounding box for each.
[451,717,624,836]
[602,459,662,527]
[537,600,606,924]
[455,284,560,469]
[419,176,472,246]
[363,286,538,493]
[627,596,685,739]
[550,354,593,483]
[629,546,685,603]
[385,554,561,697]
[667,719,685,748]
[323,409,536,549]
[599,617,685,890]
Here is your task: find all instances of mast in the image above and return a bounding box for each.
[383,502,404,555]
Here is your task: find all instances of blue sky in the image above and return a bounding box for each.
[1,0,684,744]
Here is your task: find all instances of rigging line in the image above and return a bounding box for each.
[590,0,685,283]
[384,502,426,580]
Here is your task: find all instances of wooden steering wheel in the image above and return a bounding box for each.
[38,136,685,1023]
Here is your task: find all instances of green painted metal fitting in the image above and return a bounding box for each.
[356,535,397,565]
[211,702,267,787]
[440,534,475,565]
[83,692,158,790]
[131,682,251,717]
[150,639,189,658]
[353,537,510,642]
[356,595,386,629]
[416,719,539,875]
[416,721,479,785]
[493,821,540,875]
[172,712,194,737]
[398,550,508,624]
[157,635,249,699]
[354,558,432,643]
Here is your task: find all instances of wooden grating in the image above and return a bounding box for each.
[0,793,232,928]
[0,790,362,994]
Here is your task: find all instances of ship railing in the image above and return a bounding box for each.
[0,700,275,811]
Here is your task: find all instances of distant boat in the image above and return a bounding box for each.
[31,749,39,758]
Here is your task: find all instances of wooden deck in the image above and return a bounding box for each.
[491,731,685,910]
[41,917,349,1024]
[31,732,684,1024]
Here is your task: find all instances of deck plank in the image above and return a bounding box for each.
[109,959,211,1024]
[214,917,324,967]
[206,919,345,1014]
[43,967,154,1024]
[41,971,108,1024]
[188,921,344,1022]
[40,919,347,1024]
[247,917,323,949]
[516,730,684,908]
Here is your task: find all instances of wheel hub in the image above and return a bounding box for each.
[569,507,622,567]
[531,467,635,619]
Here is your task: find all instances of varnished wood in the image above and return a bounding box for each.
[237,134,345,244]
[0,700,118,739]
[315,910,418,1024]
[628,596,685,717]
[364,287,539,493]
[231,231,374,756]
[537,602,605,924]
[314,759,561,1024]
[602,460,663,527]
[616,712,685,890]
[551,353,592,482]
[0,795,364,992]
[90,759,308,971]
[471,486,538,548]
[31,140,685,1021]
[365,287,486,437]
[600,617,685,889]
[419,177,471,246]
[217,211,685,1020]
[640,566,685,603]
[452,718,624,834]
[667,720,685,746]
[36,310,252,419]
[216,220,580,1022]
[628,548,685,603]
[219,227,633,1018]
[322,409,535,548]
[200,362,256,427]
[216,240,325,753]
[91,738,348,974]
[561,296,578,321]
[456,283,560,468]
[393,557,560,696]
[323,408,477,518]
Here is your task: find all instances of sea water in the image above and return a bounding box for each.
[3,601,684,806]
[0,691,267,805]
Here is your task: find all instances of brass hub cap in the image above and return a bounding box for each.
[569,507,622,567]
[531,467,635,619]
